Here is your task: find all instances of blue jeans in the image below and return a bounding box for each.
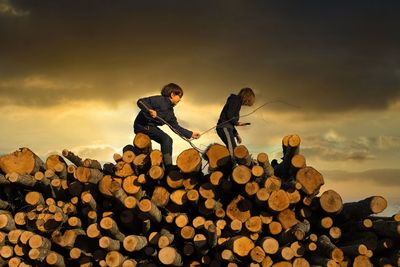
[134,124,173,165]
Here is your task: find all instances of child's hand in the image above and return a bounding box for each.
[236,135,242,144]
[149,109,157,118]
[191,131,201,139]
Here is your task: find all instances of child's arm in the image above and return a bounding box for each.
[225,97,241,127]
[168,113,194,139]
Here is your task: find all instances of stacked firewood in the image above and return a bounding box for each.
[0,133,399,267]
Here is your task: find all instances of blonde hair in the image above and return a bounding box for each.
[238,88,255,106]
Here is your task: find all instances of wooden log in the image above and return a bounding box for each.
[339,196,388,221]
[291,241,306,258]
[210,171,224,186]
[28,234,52,249]
[132,154,149,174]
[139,199,162,223]
[255,187,270,205]
[316,235,344,262]
[148,165,164,180]
[106,251,127,267]
[177,148,202,174]
[277,209,299,230]
[133,132,152,153]
[8,257,23,267]
[34,171,50,186]
[149,149,163,166]
[199,182,216,199]
[232,165,252,185]
[0,147,44,175]
[339,244,368,257]
[221,249,239,262]
[111,181,128,204]
[86,223,102,239]
[230,219,243,233]
[250,246,266,263]
[46,251,66,267]
[100,217,125,242]
[99,175,113,196]
[308,255,337,267]
[0,245,13,259]
[83,158,102,170]
[257,152,274,177]
[329,226,342,240]
[46,154,68,179]
[99,236,121,251]
[0,211,16,232]
[181,225,195,240]
[62,149,83,166]
[277,246,295,261]
[166,169,184,189]
[260,236,279,255]
[25,191,45,206]
[74,167,103,184]
[229,236,255,257]
[226,195,252,223]
[81,191,97,210]
[170,189,187,206]
[245,181,260,197]
[268,189,290,212]
[252,165,265,182]
[319,189,343,214]
[186,189,200,204]
[245,216,263,233]
[159,229,175,248]
[372,220,400,238]
[119,153,136,169]
[122,175,141,195]
[264,176,281,193]
[279,221,310,245]
[114,161,134,178]
[268,221,283,235]
[234,145,252,167]
[353,255,373,267]
[122,259,137,267]
[295,166,324,196]
[204,143,231,171]
[159,247,183,266]
[28,248,50,261]
[7,172,36,186]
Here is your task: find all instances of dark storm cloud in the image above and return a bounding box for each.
[323,169,400,187]
[0,0,399,111]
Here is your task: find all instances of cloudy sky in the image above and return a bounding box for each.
[1,0,399,214]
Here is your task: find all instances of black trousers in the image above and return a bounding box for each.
[134,124,173,165]
[216,127,237,158]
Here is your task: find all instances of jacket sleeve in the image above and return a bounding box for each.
[137,95,159,112]
[168,112,193,139]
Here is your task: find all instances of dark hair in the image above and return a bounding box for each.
[238,87,255,106]
[161,83,184,97]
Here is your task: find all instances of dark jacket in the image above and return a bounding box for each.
[134,95,193,139]
[217,94,241,137]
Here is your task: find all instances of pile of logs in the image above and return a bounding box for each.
[0,133,399,267]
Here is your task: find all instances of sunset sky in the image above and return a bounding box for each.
[1,0,399,214]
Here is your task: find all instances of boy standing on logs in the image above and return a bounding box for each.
[134,83,201,167]
[216,88,255,159]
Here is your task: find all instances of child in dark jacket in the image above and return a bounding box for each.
[134,83,201,166]
[216,88,255,158]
